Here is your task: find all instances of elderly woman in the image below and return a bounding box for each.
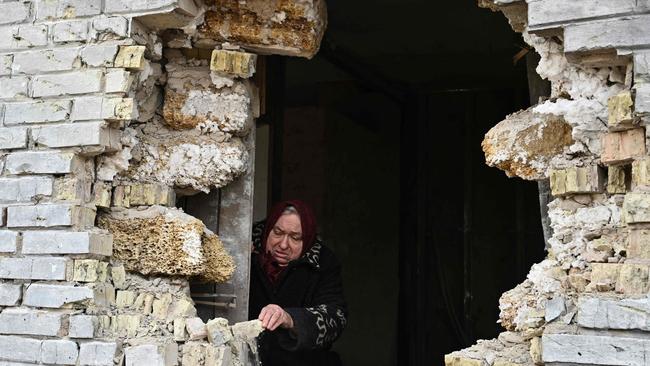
[249,200,348,366]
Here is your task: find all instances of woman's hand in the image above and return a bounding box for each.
[259,304,294,331]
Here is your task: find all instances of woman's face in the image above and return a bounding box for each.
[266,212,303,266]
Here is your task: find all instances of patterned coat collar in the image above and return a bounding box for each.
[252,220,321,270]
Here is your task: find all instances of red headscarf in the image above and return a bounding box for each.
[258,200,318,285]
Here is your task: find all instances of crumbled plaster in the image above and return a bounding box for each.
[120,115,248,192]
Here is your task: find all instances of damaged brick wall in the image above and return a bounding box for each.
[0,0,326,365]
[446,1,650,365]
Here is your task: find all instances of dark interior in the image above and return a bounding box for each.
[254,1,547,365]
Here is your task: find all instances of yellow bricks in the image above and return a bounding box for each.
[112,184,176,208]
[549,166,604,196]
[608,91,635,130]
[210,49,257,78]
[607,165,628,194]
[114,45,146,70]
[623,192,650,223]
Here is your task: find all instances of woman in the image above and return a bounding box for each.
[249,200,348,366]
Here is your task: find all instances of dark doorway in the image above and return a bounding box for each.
[254,1,546,365]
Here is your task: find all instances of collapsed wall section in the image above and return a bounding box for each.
[447,1,650,365]
[0,0,326,365]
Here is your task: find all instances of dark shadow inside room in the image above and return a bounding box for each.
[252,1,547,365]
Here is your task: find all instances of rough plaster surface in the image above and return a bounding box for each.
[98,206,235,282]
[198,0,327,58]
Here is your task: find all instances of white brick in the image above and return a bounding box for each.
[12,48,80,74]
[52,20,89,43]
[32,70,103,97]
[0,176,53,203]
[78,341,118,366]
[0,127,27,149]
[32,122,115,149]
[528,0,650,30]
[4,100,71,125]
[105,0,179,13]
[14,25,48,48]
[0,283,21,306]
[635,50,650,82]
[104,68,132,94]
[542,333,649,365]
[565,15,650,54]
[6,204,95,228]
[5,151,81,174]
[636,83,650,115]
[0,76,28,99]
[0,257,70,280]
[0,2,30,25]
[36,0,101,20]
[0,54,12,75]
[69,315,96,338]
[0,335,42,363]
[23,283,94,308]
[93,16,129,38]
[81,44,118,67]
[0,308,68,336]
[0,230,18,253]
[71,97,133,121]
[125,343,177,366]
[41,340,78,365]
[22,231,112,256]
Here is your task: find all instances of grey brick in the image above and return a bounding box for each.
[22,231,112,256]
[635,50,650,82]
[0,231,17,253]
[0,177,53,203]
[93,16,129,38]
[69,315,96,338]
[52,20,89,43]
[36,0,101,20]
[78,341,118,366]
[125,343,177,366]
[0,127,27,150]
[14,25,48,48]
[41,340,78,365]
[12,48,80,74]
[0,54,12,75]
[528,0,650,30]
[0,283,21,306]
[6,204,95,228]
[31,122,115,149]
[104,68,132,94]
[0,76,28,99]
[636,83,650,115]
[4,151,81,174]
[32,70,103,97]
[80,44,118,67]
[4,100,71,125]
[0,2,30,25]
[105,0,179,13]
[542,333,649,365]
[23,283,94,308]
[564,15,650,54]
[0,335,42,363]
[0,308,68,336]
[0,257,70,280]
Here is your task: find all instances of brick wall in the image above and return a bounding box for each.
[0,0,329,364]
[449,1,650,365]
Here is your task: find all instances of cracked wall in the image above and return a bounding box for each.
[0,0,326,365]
[447,1,650,365]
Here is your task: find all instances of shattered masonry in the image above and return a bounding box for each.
[0,0,326,365]
[448,1,650,365]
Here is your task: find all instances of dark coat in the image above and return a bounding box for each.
[249,221,348,366]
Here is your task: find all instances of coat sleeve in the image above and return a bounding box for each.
[277,259,348,351]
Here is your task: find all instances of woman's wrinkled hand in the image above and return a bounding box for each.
[259,304,294,331]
